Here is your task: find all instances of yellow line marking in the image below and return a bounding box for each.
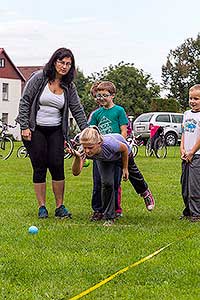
[69,242,172,300]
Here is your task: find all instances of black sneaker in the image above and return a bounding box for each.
[38,206,48,218]
[55,205,72,219]
[90,211,103,221]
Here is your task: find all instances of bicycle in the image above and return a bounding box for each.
[145,126,167,159]
[126,133,144,158]
[16,137,81,159]
[17,145,28,158]
[0,119,16,160]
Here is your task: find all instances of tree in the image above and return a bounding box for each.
[150,98,181,112]
[162,34,200,109]
[89,62,160,117]
[74,67,90,99]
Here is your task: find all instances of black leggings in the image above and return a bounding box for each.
[23,125,65,183]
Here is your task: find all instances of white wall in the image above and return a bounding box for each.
[0,78,21,140]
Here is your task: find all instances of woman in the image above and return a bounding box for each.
[16,48,88,219]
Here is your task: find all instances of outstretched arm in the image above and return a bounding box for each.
[72,153,84,176]
[65,146,84,176]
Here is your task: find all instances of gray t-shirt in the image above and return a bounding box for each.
[91,133,131,161]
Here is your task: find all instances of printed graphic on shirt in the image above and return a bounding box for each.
[98,116,113,134]
[184,118,200,133]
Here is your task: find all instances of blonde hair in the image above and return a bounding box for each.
[79,126,103,144]
[189,84,200,92]
[97,81,116,94]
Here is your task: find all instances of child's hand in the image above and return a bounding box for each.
[180,149,187,160]
[64,142,82,158]
[185,151,194,163]
[122,168,129,181]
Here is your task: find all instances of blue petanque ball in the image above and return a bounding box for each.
[83,159,90,167]
[28,225,39,234]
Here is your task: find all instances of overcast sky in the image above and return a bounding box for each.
[1,0,199,84]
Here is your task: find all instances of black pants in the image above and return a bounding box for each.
[91,160,122,213]
[23,125,64,183]
[96,155,148,220]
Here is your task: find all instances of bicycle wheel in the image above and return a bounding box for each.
[131,144,138,158]
[145,139,153,157]
[0,136,14,160]
[17,146,28,158]
[154,137,167,158]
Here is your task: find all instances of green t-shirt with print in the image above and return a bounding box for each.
[89,105,128,134]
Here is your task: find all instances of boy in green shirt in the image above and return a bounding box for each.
[89,81,128,220]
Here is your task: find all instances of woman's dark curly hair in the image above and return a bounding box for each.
[43,48,75,85]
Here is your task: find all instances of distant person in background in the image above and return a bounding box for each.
[16,47,88,219]
[180,84,200,222]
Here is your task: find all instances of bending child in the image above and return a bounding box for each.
[70,126,155,226]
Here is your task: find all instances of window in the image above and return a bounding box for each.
[155,114,170,123]
[2,83,9,101]
[172,114,183,123]
[136,113,154,122]
[0,58,5,68]
[2,113,8,124]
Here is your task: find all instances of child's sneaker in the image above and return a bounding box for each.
[141,189,155,211]
[115,212,123,219]
[103,219,114,227]
[55,205,72,219]
[90,211,103,221]
[38,206,48,218]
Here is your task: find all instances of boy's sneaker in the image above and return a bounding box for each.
[55,205,72,219]
[115,212,123,219]
[141,189,155,211]
[190,216,200,222]
[103,219,114,227]
[38,206,48,218]
[90,211,103,221]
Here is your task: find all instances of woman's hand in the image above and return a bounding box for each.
[21,128,32,141]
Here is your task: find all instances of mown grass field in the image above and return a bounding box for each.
[0,143,200,300]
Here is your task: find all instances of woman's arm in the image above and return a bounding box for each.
[17,71,44,131]
[68,83,88,130]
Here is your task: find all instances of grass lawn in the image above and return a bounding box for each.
[0,144,200,300]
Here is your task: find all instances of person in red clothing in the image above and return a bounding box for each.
[149,124,164,150]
